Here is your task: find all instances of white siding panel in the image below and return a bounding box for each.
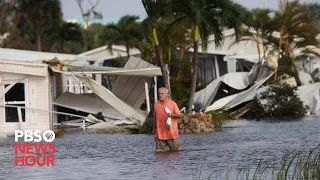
[0,72,51,137]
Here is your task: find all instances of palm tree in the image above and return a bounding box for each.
[0,0,23,48]
[305,2,320,29]
[142,0,173,95]
[230,8,276,63]
[87,23,108,49]
[171,0,243,113]
[45,21,83,53]
[273,0,320,80]
[105,15,143,59]
[163,22,193,80]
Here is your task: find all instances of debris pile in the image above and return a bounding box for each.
[178,113,215,134]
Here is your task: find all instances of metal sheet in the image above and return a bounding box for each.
[74,74,147,124]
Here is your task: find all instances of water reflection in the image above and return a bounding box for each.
[0,119,319,179]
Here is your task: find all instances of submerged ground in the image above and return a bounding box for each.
[0,116,319,180]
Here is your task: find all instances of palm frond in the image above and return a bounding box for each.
[107,39,118,55]
[307,3,320,28]
[301,46,320,58]
[142,0,174,24]
[171,0,242,51]
[117,15,139,29]
[141,18,153,44]
[228,36,259,50]
[164,15,191,46]
[105,24,122,34]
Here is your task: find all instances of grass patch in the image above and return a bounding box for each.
[207,109,233,129]
[54,129,65,138]
[194,145,320,179]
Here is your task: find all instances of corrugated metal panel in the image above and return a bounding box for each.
[111,57,156,108]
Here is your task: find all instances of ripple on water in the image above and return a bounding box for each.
[0,119,319,179]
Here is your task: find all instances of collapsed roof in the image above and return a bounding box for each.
[51,56,161,126]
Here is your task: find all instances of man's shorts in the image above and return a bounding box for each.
[155,137,179,151]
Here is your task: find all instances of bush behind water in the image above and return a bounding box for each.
[246,84,308,119]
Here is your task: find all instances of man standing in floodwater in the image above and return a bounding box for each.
[153,87,181,152]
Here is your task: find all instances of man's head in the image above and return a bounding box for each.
[158,87,168,102]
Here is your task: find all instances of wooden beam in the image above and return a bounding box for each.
[0,77,26,99]
[17,107,23,130]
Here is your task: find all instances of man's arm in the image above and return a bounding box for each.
[169,113,181,119]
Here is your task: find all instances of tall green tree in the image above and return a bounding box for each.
[273,0,320,80]
[44,21,84,53]
[0,0,24,48]
[230,8,276,63]
[87,23,108,49]
[15,0,62,51]
[105,15,143,58]
[142,0,173,96]
[171,0,243,112]
[305,2,320,29]
[163,22,193,79]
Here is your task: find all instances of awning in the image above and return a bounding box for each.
[49,56,162,77]
[51,67,162,76]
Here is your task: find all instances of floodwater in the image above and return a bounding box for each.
[0,117,319,180]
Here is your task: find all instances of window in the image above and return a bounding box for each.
[66,75,85,94]
[4,83,26,122]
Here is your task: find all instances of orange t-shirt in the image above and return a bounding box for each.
[154,99,181,140]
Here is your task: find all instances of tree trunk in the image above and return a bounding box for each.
[256,33,261,63]
[155,45,170,94]
[126,43,130,59]
[176,45,185,81]
[263,44,267,59]
[36,31,41,52]
[187,25,200,113]
[187,41,199,113]
[50,41,58,52]
[83,20,89,51]
[152,28,170,96]
[274,26,285,81]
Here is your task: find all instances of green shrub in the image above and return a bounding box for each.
[139,117,154,134]
[207,109,233,129]
[247,84,308,119]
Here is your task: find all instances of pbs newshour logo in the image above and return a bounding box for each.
[14,130,56,167]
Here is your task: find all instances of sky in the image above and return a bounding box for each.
[61,0,318,20]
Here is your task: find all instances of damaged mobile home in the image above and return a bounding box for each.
[193,54,320,117]
[189,26,320,117]
[194,54,277,113]
[0,48,161,137]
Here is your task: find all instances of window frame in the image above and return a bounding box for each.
[3,80,29,123]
